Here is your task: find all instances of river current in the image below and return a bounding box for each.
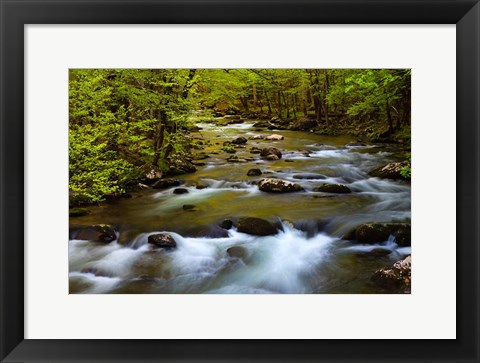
[69,121,411,294]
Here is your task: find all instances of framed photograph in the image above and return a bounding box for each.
[1,0,479,362]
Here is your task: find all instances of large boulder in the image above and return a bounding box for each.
[227,246,247,259]
[343,223,411,246]
[151,179,183,189]
[265,134,284,141]
[258,178,304,193]
[289,118,317,131]
[371,255,411,293]
[237,217,280,236]
[260,147,282,160]
[173,188,189,195]
[232,136,248,144]
[71,224,117,243]
[292,173,327,180]
[166,159,197,176]
[369,162,410,180]
[314,183,352,194]
[141,165,163,184]
[247,168,262,176]
[148,233,177,249]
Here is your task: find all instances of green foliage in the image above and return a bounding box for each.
[400,153,412,179]
[69,69,197,204]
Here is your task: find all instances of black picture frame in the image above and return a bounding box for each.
[1,0,479,362]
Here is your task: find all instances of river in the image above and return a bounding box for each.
[69,120,411,294]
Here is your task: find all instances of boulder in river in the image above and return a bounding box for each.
[249,135,264,140]
[252,121,270,128]
[173,188,189,195]
[369,162,410,180]
[260,147,282,160]
[152,179,183,189]
[141,165,163,184]
[166,159,197,176]
[219,219,234,230]
[72,224,117,243]
[371,255,411,293]
[343,223,411,246]
[232,136,248,144]
[292,173,327,180]
[258,178,304,193]
[247,168,262,176]
[237,217,280,236]
[148,233,177,249]
[227,246,247,259]
[265,134,284,141]
[314,183,352,194]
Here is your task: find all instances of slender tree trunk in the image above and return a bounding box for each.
[264,90,272,116]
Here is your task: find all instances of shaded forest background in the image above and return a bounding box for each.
[69,69,411,205]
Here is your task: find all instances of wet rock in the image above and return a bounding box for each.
[371,255,411,293]
[237,217,280,236]
[346,142,366,147]
[227,246,247,259]
[138,183,149,190]
[166,159,197,176]
[232,136,248,144]
[369,162,410,180]
[195,183,208,190]
[344,223,411,246]
[260,147,282,160]
[72,224,117,243]
[249,135,264,140]
[252,121,270,128]
[152,179,183,189]
[314,183,352,194]
[264,154,279,161]
[182,204,197,211]
[289,118,317,131]
[258,178,304,193]
[265,134,284,141]
[69,208,90,217]
[292,173,327,180]
[148,233,177,249]
[141,165,163,184]
[219,219,233,230]
[250,147,262,154]
[299,150,311,157]
[173,188,189,195]
[247,168,262,176]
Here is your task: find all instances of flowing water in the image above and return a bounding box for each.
[69,121,411,294]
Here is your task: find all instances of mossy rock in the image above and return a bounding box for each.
[314,183,352,194]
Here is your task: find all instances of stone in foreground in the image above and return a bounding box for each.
[237,217,280,236]
[258,178,304,193]
[369,162,410,180]
[148,233,177,249]
[371,255,411,293]
[344,223,411,246]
